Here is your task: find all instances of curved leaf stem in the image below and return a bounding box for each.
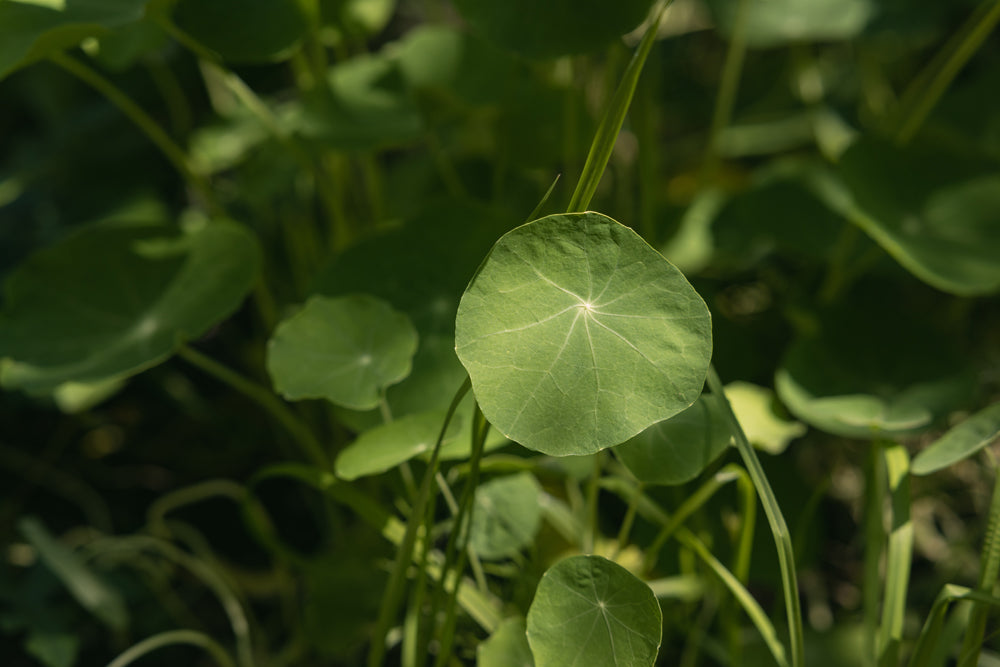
[567,0,674,212]
[877,444,913,667]
[707,365,804,667]
[46,52,219,216]
[107,629,236,667]
[176,344,327,468]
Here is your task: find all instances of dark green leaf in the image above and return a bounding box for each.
[469,472,542,560]
[171,0,307,63]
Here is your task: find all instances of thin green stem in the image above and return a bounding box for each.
[958,468,1000,666]
[567,0,674,212]
[47,52,219,215]
[584,452,603,553]
[176,345,327,467]
[707,365,804,667]
[701,0,750,183]
[863,444,886,665]
[107,630,236,667]
[895,0,1000,145]
[367,378,471,667]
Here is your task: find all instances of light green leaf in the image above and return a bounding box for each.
[725,381,806,455]
[266,294,418,411]
[706,0,873,48]
[451,0,656,59]
[526,555,662,667]
[0,218,260,394]
[455,212,712,456]
[19,517,128,633]
[171,0,307,63]
[837,137,1000,296]
[613,393,731,486]
[0,0,149,81]
[334,409,463,481]
[25,630,78,667]
[478,616,534,667]
[469,472,542,560]
[912,403,1000,476]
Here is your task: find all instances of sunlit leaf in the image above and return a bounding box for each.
[0,218,260,394]
[334,409,463,481]
[725,381,806,454]
[613,393,730,486]
[469,472,542,560]
[912,402,1000,475]
[266,294,417,410]
[526,555,661,667]
[0,0,149,81]
[478,616,533,667]
[455,212,712,456]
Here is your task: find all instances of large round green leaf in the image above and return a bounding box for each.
[171,0,307,63]
[451,0,655,59]
[266,294,417,411]
[911,402,1000,476]
[526,555,662,667]
[0,0,149,81]
[0,218,260,394]
[706,0,873,48]
[838,137,1000,296]
[455,212,712,456]
[469,472,542,560]
[613,393,730,486]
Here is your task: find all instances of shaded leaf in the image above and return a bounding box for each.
[469,472,542,560]
[0,0,149,81]
[171,0,307,63]
[526,555,661,667]
[478,616,533,667]
[455,212,712,456]
[18,517,128,633]
[0,218,260,394]
[837,137,1000,296]
[452,0,656,59]
[912,402,1000,475]
[266,294,418,410]
[613,393,731,486]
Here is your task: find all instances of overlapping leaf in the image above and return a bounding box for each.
[469,473,542,560]
[0,218,260,393]
[455,212,712,456]
[266,294,417,410]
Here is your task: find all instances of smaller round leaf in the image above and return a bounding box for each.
[613,393,731,486]
[527,555,662,667]
[478,616,533,667]
[334,410,463,481]
[469,473,542,560]
[267,294,417,410]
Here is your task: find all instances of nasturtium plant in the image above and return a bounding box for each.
[0,0,149,80]
[0,217,260,394]
[526,555,662,667]
[170,0,308,64]
[469,472,542,560]
[334,409,463,481]
[911,402,1000,475]
[455,212,712,456]
[477,616,533,667]
[724,381,806,455]
[613,393,731,486]
[266,294,417,410]
[836,137,1000,296]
